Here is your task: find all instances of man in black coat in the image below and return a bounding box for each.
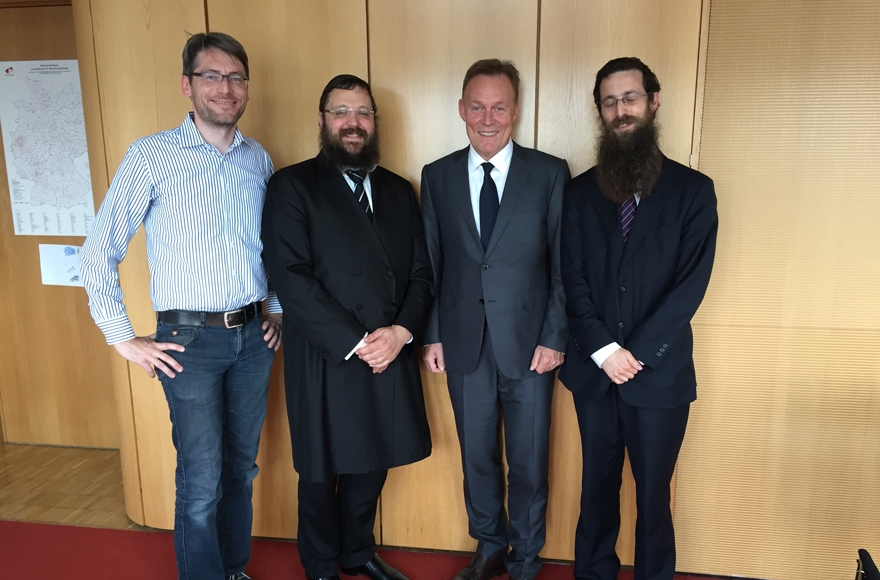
[261,75,433,580]
[559,58,718,580]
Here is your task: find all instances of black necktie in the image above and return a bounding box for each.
[479,162,499,251]
[346,170,372,222]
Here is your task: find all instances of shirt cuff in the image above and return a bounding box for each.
[395,325,413,344]
[97,315,137,345]
[591,342,621,369]
[264,293,282,314]
[345,333,369,360]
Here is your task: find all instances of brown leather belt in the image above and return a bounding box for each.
[156,302,260,329]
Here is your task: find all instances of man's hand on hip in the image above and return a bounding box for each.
[530,345,565,374]
[357,325,410,373]
[262,312,282,351]
[113,336,185,379]
[423,343,446,373]
[602,348,643,384]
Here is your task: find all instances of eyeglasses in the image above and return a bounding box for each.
[324,107,375,119]
[599,92,650,110]
[191,71,248,86]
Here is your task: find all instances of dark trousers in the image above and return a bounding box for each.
[447,329,554,580]
[297,470,388,578]
[572,386,689,580]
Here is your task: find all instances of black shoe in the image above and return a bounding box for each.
[453,551,507,580]
[341,554,409,580]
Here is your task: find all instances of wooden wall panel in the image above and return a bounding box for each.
[0,5,119,448]
[87,0,207,528]
[368,0,540,552]
[206,0,369,538]
[537,0,704,563]
[676,1,880,578]
[0,1,70,7]
[537,0,704,174]
[70,0,141,520]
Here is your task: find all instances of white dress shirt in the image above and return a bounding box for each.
[467,140,514,232]
[81,113,280,345]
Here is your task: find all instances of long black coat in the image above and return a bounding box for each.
[262,152,433,482]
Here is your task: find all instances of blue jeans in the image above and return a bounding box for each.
[156,315,274,580]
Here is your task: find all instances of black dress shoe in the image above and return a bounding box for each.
[453,551,507,580]
[341,554,409,580]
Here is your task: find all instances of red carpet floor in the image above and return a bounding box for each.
[0,519,725,580]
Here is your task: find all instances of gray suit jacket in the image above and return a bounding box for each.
[420,142,570,378]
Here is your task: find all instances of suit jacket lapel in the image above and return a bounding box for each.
[450,148,483,250]
[485,142,529,256]
[369,169,397,255]
[592,189,625,263]
[315,153,392,269]
[619,158,672,271]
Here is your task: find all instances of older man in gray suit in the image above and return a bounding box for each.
[420,59,570,580]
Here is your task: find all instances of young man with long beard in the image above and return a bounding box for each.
[261,75,432,580]
[558,57,718,580]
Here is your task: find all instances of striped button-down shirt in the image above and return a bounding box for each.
[81,113,280,345]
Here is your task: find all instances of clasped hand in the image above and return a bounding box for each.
[602,348,643,384]
[356,325,410,373]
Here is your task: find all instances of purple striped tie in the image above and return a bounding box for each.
[619,196,636,242]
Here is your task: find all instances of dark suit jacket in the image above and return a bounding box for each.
[420,142,570,379]
[261,151,433,481]
[558,156,718,408]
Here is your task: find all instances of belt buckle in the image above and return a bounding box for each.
[224,309,245,329]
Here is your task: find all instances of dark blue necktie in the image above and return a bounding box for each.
[346,170,372,222]
[479,162,499,251]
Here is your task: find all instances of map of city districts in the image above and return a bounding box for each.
[11,80,90,209]
[0,60,95,236]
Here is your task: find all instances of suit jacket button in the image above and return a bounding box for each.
[389,302,396,308]
[355,269,362,275]
[356,304,363,310]
[656,352,662,357]
[659,347,665,352]
[482,264,490,270]
[479,299,484,304]
[619,286,626,292]
[663,343,669,348]
[618,322,624,328]
[386,270,394,277]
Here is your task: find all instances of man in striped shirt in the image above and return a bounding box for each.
[81,32,279,580]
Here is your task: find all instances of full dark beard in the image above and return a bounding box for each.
[595,112,663,204]
[320,123,381,172]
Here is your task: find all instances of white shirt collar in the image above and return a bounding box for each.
[467,140,514,176]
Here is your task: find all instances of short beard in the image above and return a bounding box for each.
[193,100,242,131]
[320,122,381,172]
[595,111,663,205]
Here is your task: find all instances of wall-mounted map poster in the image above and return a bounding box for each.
[0,60,95,236]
